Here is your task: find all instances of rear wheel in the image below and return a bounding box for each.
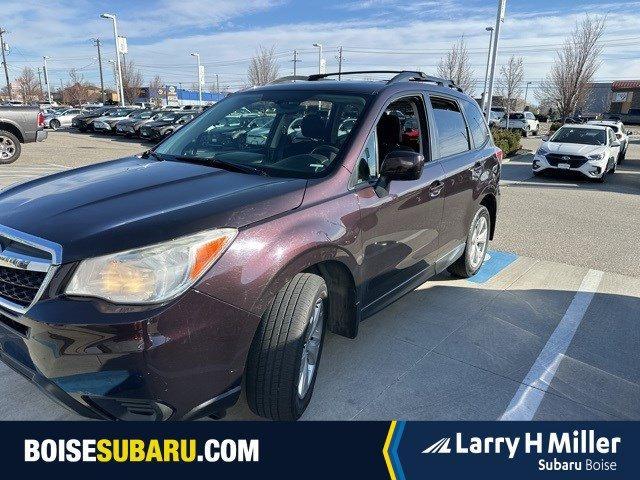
[448,205,491,278]
[245,273,328,420]
[0,130,21,164]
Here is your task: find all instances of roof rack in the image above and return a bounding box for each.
[306,70,463,92]
[268,75,309,85]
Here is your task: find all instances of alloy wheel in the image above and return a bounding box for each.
[297,298,324,399]
[0,135,16,161]
[469,215,489,270]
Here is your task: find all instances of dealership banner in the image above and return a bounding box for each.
[0,422,637,478]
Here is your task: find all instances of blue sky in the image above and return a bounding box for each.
[2,0,640,96]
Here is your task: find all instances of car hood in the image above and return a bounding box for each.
[0,157,307,263]
[544,142,606,156]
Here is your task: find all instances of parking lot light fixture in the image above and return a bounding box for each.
[190,52,202,105]
[100,13,125,106]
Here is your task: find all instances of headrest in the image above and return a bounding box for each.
[301,113,325,140]
[377,113,402,144]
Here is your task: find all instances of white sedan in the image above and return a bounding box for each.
[44,108,83,130]
[533,124,621,182]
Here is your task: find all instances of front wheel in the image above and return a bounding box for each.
[245,273,328,420]
[0,130,21,164]
[50,119,61,130]
[448,205,491,278]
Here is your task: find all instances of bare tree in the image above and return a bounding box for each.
[63,69,96,106]
[148,75,164,107]
[498,56,524,128]
[118,58,144,104]
[15,67,41,103]
[247,45,280,86]
[538,15,606,119]
[437,37,475,94]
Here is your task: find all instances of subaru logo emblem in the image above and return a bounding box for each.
[561,156,571,161]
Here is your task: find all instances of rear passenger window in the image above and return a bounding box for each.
[430,97,470,158]
[462,100,490,149]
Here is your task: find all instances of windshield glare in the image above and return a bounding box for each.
[550,127,607,146]
[155,91,369,178]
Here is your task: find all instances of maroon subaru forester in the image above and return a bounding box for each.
[0,71,501,420]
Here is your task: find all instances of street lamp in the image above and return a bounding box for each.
[42,56,52,104]
[482,27,495,111]
[312,43,323,74]
[524,81,533,107]
[100,13,125,106]
[190,52,202,105]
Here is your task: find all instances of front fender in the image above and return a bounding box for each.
[197,192,362,317]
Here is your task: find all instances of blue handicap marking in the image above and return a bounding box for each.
[468,250,518,284]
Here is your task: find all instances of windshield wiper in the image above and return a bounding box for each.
[172,155,269,176]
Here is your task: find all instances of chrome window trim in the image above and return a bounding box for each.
[0,224,62,315]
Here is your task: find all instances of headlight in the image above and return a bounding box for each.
[66,228,237,304]
[588,152,606,161]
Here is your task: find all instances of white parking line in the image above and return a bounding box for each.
[500,269,604,421]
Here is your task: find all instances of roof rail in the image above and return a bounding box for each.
[307,70,463,92]
[268,75,309,85]
[307,70,405,81]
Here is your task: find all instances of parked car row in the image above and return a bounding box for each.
[69,106,204,141]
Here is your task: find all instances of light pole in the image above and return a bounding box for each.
[312,43,323,74]
[484,0,507,122]
[190,52,202,105]
[482,26,495,111]
[524,81,533,108]
[100,13,125,106]
[42,56,52,103]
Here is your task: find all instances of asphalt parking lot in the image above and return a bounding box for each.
[0,128,639,420]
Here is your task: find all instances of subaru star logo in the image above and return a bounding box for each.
[561,156,571,161]
[422,437,452,454]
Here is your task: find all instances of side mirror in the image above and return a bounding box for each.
[380,150,425,181]
[542,135,550,142]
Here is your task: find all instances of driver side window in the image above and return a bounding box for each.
[355,96,426,184]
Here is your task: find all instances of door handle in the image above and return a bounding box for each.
[429,180,444,198]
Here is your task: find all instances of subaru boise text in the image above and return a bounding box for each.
[0,71,501,421]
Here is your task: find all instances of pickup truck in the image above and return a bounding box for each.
[0,106,47,164]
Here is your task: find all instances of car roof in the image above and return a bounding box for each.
[587,120,621,126]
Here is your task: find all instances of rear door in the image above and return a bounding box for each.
[429,96,494,266]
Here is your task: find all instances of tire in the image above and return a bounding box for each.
[611,158,617,174]
[618,149,625,165]
[50,119,61,130]
[0,130,21,164]
[595,169,607,183]
[245,273,328,420]
[448,205,491,279]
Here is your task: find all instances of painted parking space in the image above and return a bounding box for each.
[468,250,519,284]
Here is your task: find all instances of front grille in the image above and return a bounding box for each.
[0,226,61,314]
[0,267,47,306]
[546,154,588,168]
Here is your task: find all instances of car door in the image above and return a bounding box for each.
[355,94,445,314]
[608,128,620,163]
[429,96,490,264]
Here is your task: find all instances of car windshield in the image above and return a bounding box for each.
[155,91,370,178]
[550,127,607,146]
[130,110,152,119]
[509,113,525,120]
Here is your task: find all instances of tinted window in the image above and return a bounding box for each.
[430,97,469,158]
[462,100,489,149]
